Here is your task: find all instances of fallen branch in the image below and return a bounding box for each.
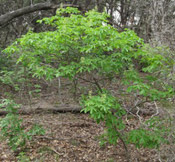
[0,102,165,116]
[0,105,82,115]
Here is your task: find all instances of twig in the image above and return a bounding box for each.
[151,101,159,118]
[117,130,131,162]
[123,102,138,118]
[77,76,103,92]
[136,106,143,123]
[34,135,69,141]
[158,151,163,162]
[50,147,61,156]
[77,76,95,84]
[57,77,63,104]
[93,77,103,93]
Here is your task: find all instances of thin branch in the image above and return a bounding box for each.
[151,101,159,118]
[77,76,95,84]
[93,77,103,93]
[136,106,143,123]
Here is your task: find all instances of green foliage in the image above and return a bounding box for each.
[17,152,30,162]
[127,128,164,148]
[82,93,172,149]
[127,116,172,148]
[0,69,26,91]
[141,45,175,98]
[28,84,41,97]
[0,67,42,100]
[81,92,126,145]
[3,7,175,151]
[3,7,143,81]
[0,49,11,71]
[0,99,45,151]
[4,7,173,99]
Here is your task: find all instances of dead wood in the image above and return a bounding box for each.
[0,105,82,115]
[0,104,164,116]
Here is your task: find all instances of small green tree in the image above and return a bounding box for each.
[3,7,175,161]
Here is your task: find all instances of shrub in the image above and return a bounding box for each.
[3,7,175,159]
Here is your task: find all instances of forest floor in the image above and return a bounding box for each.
[0,112,159,162]
[0,78,174,162]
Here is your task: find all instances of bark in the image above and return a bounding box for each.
[0,2,78,26]
[0,105,82,115]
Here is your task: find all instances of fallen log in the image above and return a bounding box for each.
[0,104,165,116]
[0,105,82,115]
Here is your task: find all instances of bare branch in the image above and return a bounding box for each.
[0,2,79,26]
[151,101,159,118]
